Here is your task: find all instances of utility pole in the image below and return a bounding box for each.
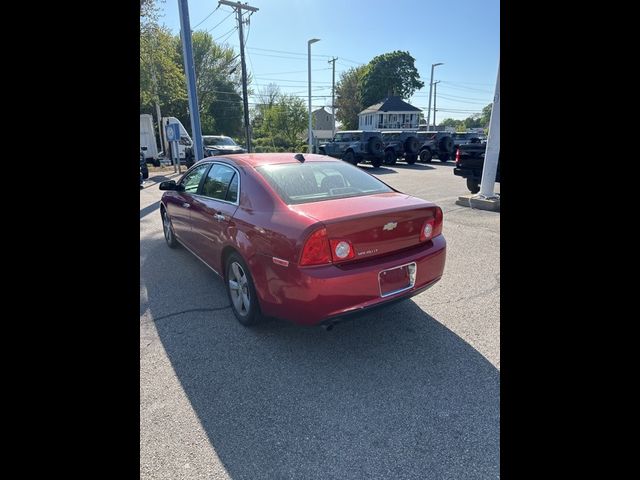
[177,0,204,162]
[479,61,500,198]
[426,62,443,132]
[433,80,440,128]
[219,0,258,153]
[328,57,337,138]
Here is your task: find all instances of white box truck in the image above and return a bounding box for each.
[140,114,160,166]
[161,117,194,166]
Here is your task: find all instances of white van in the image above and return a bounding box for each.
[140,114,160,165]
[161,117,194,162]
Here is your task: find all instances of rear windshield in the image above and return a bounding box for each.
[256,161,393,205]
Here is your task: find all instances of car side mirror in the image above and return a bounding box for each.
[159,180,184,191]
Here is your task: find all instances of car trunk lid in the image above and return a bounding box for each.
[290,193,439,262]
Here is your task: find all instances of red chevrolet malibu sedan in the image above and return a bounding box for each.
[159,153,446,328]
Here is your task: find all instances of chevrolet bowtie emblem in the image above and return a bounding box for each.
[383,221,398,231]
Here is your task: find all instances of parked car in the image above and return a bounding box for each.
[416,131,455,163]
[203,135,247,157]
[318,130,385,167]
[453,142,500,193]
[159,153,446,328]
[380,130,421,165]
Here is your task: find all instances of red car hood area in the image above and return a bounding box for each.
[289,192,439,261]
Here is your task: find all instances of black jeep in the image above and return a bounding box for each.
[379,130,421,165]
[416,131,456,163]
[318,130,384,167]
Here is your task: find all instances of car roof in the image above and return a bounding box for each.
[194,152,343,169]
[202,135,230,138]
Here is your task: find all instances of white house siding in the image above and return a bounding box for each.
[358,111,419,130]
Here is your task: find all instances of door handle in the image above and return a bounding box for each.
[213,212,225,221]
[182,203,190,208]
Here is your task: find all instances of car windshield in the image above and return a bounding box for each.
[203,136,237,146]
[256,161,393,205]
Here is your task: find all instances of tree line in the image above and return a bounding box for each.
[141,1,491,152]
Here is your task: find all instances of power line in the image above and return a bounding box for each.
[214,26,238,43]
[253,68,331,76]
[439,81,493,93]
[254,76,332,84]
[436,95,490,105]
[339,56,365,65]
[246,46,334,58]
[192,5,220,28]
[206,10,235,33]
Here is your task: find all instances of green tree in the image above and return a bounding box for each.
[335,66,366,130]
[439,118,463,129]
[207,77,243,136]
[480,103,493,127]
[259,95,307,148]
[360,51,424,108]
[173,31,244,135]
[140,25,187,119]
[251,83,281,135]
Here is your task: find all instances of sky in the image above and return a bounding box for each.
[157,0,499,123]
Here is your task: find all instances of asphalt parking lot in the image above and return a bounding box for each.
[140,159,500,479]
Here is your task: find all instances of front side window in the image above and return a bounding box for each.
[180,164,209,193]
[201,164,237,201]
[256,161,393,205]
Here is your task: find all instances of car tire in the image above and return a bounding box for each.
[343,150,357,165]
[406,154,417,165]
[467,178,480,194]
[383,150,397,165]
[370,155,383,168]
[438,136,454,155]
[161,209,179,249]
[419,149,433,163]
[225,253,262,326]
[152,159,161,167]
[404,136,420,155]
[367,137,384,156]
[439,153,450,162]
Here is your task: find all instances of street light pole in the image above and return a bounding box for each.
[308,38,320,154]
[426,62,443,131]
[177,0,204,162]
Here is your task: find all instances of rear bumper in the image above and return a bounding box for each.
[252,235,446,326]
[453,167,479,179]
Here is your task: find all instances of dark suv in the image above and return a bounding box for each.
[417,131,455,163]
[319,130,384,167]
[380,130,421,165]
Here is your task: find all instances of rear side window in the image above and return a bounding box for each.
[201,164,237,202]
[256,161,393,205]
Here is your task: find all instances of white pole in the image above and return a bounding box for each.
[479,61,500,198]
[425,63,443,131]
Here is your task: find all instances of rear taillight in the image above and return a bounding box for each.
[455,148,460,164]
[299,228,332,266]
[420,207,443,242]
[300,228,357,266]
[330,239,355,261]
